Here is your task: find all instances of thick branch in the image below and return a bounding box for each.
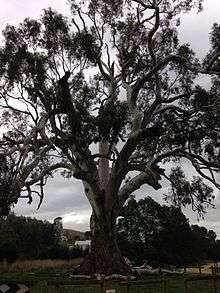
[153,149,220,189]
[26,162,79,186]
[118,169,161,208]
[110,125,164,196]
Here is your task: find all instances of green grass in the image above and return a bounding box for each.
[29,280,220,293]
[0,270,220,292]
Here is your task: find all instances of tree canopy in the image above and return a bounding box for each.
[0,0,220,274]
[117,197,218,266]
[0,213,84,261]
[0,213,56,260]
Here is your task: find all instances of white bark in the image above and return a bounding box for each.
[83,181,101,217]
[118,168,161,207]
[98,142,110,190]
[123,82,142,131]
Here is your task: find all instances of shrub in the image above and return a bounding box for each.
[0,241,18,263]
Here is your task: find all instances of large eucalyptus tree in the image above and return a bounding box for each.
[0,0,220,274]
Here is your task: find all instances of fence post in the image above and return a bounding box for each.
[213,276,217,293]
[2,258,8,272]
[126,281,131,293]
[184,279,188,293]
[199,264,202,275]
[28,282,34,292]
[163,278,167,293]
[100,277,105,293]
[29,284,35,293]
[54,284,60,293]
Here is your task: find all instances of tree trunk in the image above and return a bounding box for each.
[76,211,132,275]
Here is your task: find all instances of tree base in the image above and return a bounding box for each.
[75,252,132,276]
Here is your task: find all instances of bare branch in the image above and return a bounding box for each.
[132,0,156,9]
[78,9,87,31]
[162,92,193,104]
[26,162,77,186]
[132,55,189,105]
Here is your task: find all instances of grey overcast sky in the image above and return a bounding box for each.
[1,0,220,233]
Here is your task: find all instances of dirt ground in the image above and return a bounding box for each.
[185,262,220,274]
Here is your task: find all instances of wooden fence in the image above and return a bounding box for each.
[212,265,220,275]
[46,276,220,293]
[0,278,168,293]
[119,279,168,293]
[47,278,168,293]
[46,277,220,293]
[1,274,220,293]
[184,275,220,293]
[47,279,105,293]
[183,263,220,275]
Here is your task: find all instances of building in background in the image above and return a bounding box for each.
[75,240,91,251]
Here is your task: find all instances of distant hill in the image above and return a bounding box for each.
[63,229,85,244]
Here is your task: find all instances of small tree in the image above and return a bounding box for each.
[0,213,57,259]
[0,0,220,274]
[117,197,195,266]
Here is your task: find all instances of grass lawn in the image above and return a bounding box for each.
[0,262,219,292]
[0,273,219,292]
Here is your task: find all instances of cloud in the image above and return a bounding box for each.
[179,0,220,58]
[62,211,91,231]
[14,174,91,231]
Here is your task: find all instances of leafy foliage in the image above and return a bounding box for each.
[0,213,55,260]
[0,241,18,263]
[164,167,214,216]
[0,213,84,261]
[117,197,218,266]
